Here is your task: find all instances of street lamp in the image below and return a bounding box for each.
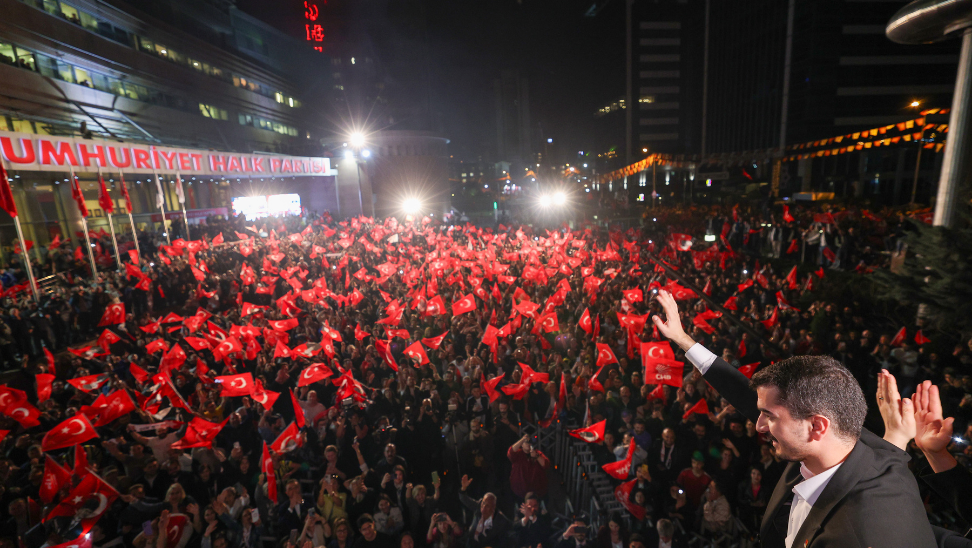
[350,132,366,148]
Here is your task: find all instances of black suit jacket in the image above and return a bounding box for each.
[460,491,512,548]
[701,354,936,548]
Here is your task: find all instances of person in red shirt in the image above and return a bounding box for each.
[507,434,550,500]
[675,452,712,507]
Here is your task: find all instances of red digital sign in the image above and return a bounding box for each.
[304,1,323,52]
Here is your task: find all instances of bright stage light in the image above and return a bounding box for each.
[403,198,422,214]
[553,192,566,206]
[350,132,365,147]
[361,149,371,158]
[344,150,354,159]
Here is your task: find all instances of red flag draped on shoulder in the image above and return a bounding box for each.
[569,419,606,444]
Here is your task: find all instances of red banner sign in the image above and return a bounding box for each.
[0,131,334,177]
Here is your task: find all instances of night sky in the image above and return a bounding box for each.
[236,0,626,161]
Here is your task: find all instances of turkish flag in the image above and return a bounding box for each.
[67,373,109,393]
[452,294,476,315]
[738,363,760,379]
[161,514,191,547]
[786,239,799,254]
[297,363,333,387]
[738,338,747,358]
[273,341,292,359]
[682,398,709,420]
[94,390,136,427]
[537,311,560,333]
[815,268,825,279]
[579,308,593,334]
[646,383,667,404]
[623,288,643,303]
[425,295,446,316]
[0,161,18,218]
[291,389,306,428]
[97,329,120,353]
[97,303,125,326]
[569,419,606,444]
[643,358,684,387]
[702,279,712,296]
[375,339,398,372]
[915,329,931,345]
[737,279,754,292]
[404,341,430,366]
[48,533,94,548]
[171,417,226,450]
[36,373,55,403]
[517,362,549,384]
[614,478,646,521]
[216,373,254,397]
[42,414,99,451]
[776,291,798,311]
[44,472,119,533]
[97,175,114,214]
[481,373,504,402]
[603,440,635,479]
[3,397,41,428]
[74,444,88,477]
[596,343,618,367]
[250,380,280,411]
[44,346,56,375]
[723,296,738,310]
[145,339,169,354]
[671,233,693,251]
[40,455,71,503]
[160,344,187,372]
[785,266,799,290]
[270,421,302,453]
[760,307,779,330]
[212,337,243,361]
[422,332,448,350]
[160,312,184,324]
[354,323,370,341]
[212,232,224,245]
[183,337,210,351]
[262,441,277,501]
[268,318,299,331]
[783,205,795,223]
[890,327,907,347]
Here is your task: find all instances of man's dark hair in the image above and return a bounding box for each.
[750,355,866,442]
[356,514,375,528]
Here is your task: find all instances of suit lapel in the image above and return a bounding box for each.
[760,461,802,542]
[792,439,872,547]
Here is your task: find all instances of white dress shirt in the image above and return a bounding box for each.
[784,462,842,548]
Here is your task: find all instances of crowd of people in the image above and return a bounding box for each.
[0,200,967,548]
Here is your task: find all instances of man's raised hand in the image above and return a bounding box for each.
[877,370,915,451]
[651,290,696,351]
[913,380,958,473]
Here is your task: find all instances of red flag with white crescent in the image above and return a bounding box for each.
[568,419,606,444]
[41,414,99,452]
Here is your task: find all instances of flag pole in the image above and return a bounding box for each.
[176,172,190,239]
[120,173,141,261]
[100,169,122,270]
[71,171,99,281]
[153,171,170,246]
[12,217,38,302]
[1,159,38,302]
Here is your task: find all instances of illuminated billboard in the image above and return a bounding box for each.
[232,194,301,220]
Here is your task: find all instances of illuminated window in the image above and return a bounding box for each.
[638,96,655,104]
[199,104,228,120]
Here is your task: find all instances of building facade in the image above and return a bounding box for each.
[0,0,342,255]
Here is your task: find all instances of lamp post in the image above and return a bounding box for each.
[910,102,925,205]
[348,133,368,216]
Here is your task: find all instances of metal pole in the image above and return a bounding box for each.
[355,163,364,216]
[100,169,122,270]
[177,173,190,239]
[779,0,796,151]
[624,0,633,165]
[12,217,38,302]
[700,0,710,157]
[910,137,923,205]
[652,160,657,209]
[121,174,141,261]
[934,28,972,227]
[73,171,99,280]
[154,172,170,246]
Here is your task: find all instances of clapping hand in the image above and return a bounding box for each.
[914,380,959,473]
[877,370,915,451]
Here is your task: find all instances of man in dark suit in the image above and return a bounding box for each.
[459,474,512,548]
[652,290,936,548]
[276,479,314,537]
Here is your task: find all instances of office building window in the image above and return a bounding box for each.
[199,104,228,121]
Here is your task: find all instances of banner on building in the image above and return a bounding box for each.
[0,131,335,177]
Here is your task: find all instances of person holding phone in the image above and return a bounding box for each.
[556,516,592,548]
